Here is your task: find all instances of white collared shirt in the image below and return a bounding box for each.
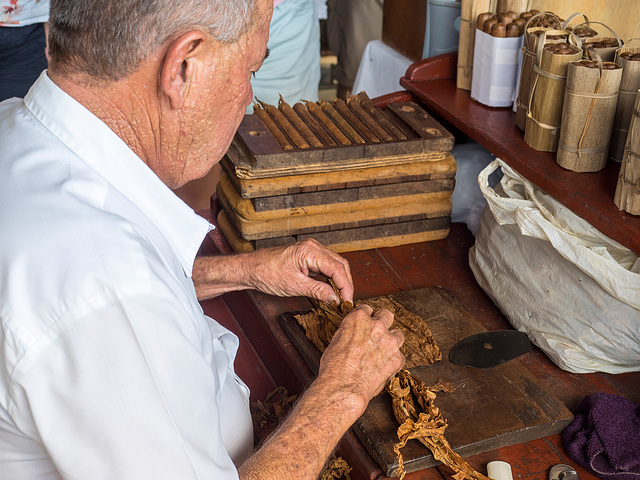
[0,72,253,479]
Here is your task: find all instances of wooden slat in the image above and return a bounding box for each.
[217,183,452,239]
[216,209,451,253]
[217,172,453,221]
[251,177,454,212]
[221,154,456,198]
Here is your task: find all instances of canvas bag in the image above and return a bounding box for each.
[469,159,640,374]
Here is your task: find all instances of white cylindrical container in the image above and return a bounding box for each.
[487,461,514,480]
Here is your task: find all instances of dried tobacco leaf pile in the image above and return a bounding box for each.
[386,370,490,480]
[319,456,352,480]
[250,386,298,445]
[293,283,485,479]
[250,387,351,480]
[294,286,442,368]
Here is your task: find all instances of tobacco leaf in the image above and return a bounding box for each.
[386,370,490,480]
[250,386,298,444]
[294,287,441,368]
[319,455,352,480]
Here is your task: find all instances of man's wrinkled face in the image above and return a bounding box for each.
[171,0,272,187]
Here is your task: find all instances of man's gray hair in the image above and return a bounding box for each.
[48,0,257,81]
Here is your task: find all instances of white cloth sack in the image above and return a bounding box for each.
[469,159,640,374]
[471,30,523,107]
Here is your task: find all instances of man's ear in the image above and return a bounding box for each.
[160,30,210,110]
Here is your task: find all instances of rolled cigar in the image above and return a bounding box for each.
[346,93,395,142]
[507,23,520,37]
[278,95,323,148]
[382,107,418,139]
[492,22,507,37]
[505,11,518,21]
[498,14,513,25]
[260,100,310,149]
[304,100,351,145]
[356,91,407,140]
[292,102,337,146]
[333,98,380,142]
[476,12,493,31]
[253,102,294,150]
[319,100,366,144]
[513,18,526,31]
[484,17,499,34]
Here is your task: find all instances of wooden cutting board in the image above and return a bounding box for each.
[280,287,574,478]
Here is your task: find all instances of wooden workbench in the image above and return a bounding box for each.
[199,217,639,480]
[197,54,640,479]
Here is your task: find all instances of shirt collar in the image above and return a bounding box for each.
[24,72,214,277]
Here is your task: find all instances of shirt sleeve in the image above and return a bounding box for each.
[8,284,251,480]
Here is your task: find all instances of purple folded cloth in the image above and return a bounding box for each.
[563,393,640,480]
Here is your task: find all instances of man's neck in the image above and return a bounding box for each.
[47,67,164,177]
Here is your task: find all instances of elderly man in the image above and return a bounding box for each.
[0,0,404,479]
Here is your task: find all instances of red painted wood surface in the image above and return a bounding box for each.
[396,53,640,256]
[198,206,640,480]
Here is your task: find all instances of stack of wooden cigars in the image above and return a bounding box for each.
[215,93,456,253]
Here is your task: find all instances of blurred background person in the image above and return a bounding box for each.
[0,0,49,101]
[326,0,383,100]
[249,0,321,110]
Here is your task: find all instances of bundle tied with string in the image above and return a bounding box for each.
[456,0,493,91]
[524,30,583,152]
[563,12,597,40]
[614,90,640,215]
[514,12,563,130]
[578,21,623,62]
[609,39,640,163]
[556,51,622,172]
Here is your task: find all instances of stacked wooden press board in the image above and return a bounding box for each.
[216,93,456,253]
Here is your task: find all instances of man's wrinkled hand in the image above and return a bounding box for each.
[316,304,405,416]
[247,239,354,303]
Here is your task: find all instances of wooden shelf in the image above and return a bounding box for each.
[394,53,640,255]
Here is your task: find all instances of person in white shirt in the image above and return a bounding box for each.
[0,0,405,479]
